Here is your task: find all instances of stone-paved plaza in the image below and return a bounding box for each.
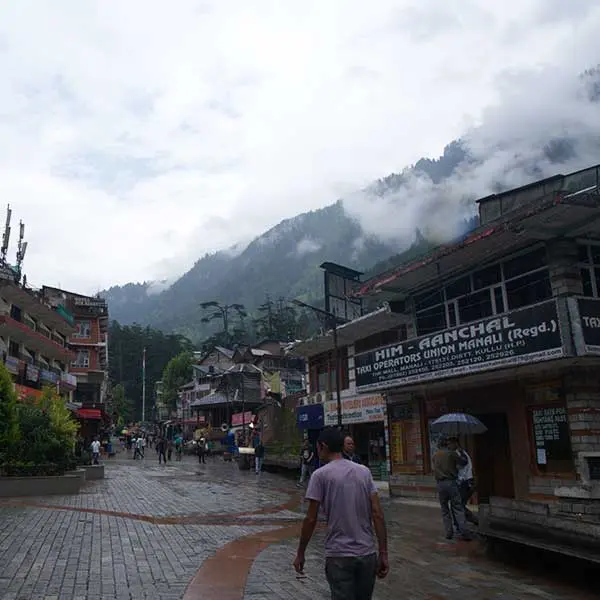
[0,454,596,600]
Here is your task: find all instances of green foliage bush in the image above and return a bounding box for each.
[0,365,79,477]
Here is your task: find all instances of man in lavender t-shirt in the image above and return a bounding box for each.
[293,427,389,600]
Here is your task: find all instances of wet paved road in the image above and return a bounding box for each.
[0,453,596,599]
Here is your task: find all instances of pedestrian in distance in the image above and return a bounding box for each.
[156,438,167,465]
[254,438,265,474]
[197,438,207,464]
[432,436,472,541]
[294,427,389,600]
[167,439,173,462]
[297,440,314,487]
[342,435,362,464]
[91,437,101,465]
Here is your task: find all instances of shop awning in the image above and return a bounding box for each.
[297,403,325,430]
[76,408,102,420]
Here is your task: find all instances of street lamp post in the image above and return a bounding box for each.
[291,299,344,428]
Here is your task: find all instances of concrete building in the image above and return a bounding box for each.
[354,163,600,560]
[42,288,109,416]
[0,276,77,401]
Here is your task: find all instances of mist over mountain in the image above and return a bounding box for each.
[104,65,600,341]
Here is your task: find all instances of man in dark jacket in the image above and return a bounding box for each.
[342,436,362,464]
[432,436,471,540]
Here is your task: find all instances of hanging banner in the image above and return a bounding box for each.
[324,395,385,426]
[355,300,563,390]
[576,298,600,354]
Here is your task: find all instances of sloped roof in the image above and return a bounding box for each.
[190,392,229,407]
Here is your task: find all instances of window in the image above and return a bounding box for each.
[506,270,552,310]
[458,289,493,323]
[72,350,90,368]
[416,305,446,336]
[412,245,550,336]
[579,244,600,298]
[354,326,407,354]
[74,320,91,338]
[309,348,349,392]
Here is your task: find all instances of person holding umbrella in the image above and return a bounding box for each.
[432,436,471,541]
[431,412,486,540]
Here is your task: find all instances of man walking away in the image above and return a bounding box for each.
[433,437,471,541]
[297,440,314,487]
[294,427,389,600]
[91,438,101,465]
[456,441,478,525]
[342,436,362,464]
[254,439,265,474]
[157,438,167,465]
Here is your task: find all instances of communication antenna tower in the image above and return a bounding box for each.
[16,221,27,281]
[1,205,12,264]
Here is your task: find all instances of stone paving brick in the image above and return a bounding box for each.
[243,511,596,600]
[0,455,596,600]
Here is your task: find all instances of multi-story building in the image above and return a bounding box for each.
[292,163,600,562]
[0,276,77,401]
[42,287,109,412]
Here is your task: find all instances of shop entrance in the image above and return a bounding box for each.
[474,412,515,502]
[349,422,386,480]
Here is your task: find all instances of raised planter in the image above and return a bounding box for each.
[0,472,85,497]
[82,465,105,480]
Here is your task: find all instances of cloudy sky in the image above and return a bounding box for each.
[0,1,598,294]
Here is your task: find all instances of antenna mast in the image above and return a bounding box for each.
[1,205,12,265]
[16,221,27,283]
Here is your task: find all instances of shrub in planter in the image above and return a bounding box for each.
[0,363,20,463]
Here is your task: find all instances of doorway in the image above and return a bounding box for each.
[474,412,515,503]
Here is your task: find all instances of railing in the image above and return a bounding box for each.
[55,304,74,325]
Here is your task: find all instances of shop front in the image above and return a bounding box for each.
[323,394,388,480]
[355,299,573,499]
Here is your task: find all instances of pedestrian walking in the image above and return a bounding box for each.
[294,427,389,600]
[456,442,478,525]
[156,438,167,465]
[175,437,183,461]
[432,436,472,541]
[254,439,265,474]
[197,438,207,464]
[91,437,101,465]
[297,440,314,487]
[342,435,362,464]
[167,439,173,462]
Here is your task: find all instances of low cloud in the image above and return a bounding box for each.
[343,8,600,250]
[295,238,322,256]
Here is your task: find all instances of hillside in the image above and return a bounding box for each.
[104,67,600,341]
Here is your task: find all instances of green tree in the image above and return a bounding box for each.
[108,322,194,420]
[253,296,299,341]
[161,352,193,411]
[111,384,134,425]
[0,362,20,461]
[38,386,79,451]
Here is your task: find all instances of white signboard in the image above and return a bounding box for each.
[324,395,385,426]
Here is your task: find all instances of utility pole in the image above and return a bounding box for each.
[290,299,345,427]
[142,347,146,423]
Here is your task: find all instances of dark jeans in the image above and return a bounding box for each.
[325,554,377,600]
[198,452,206,464]
[437,479,468,537]
[158,451,167,464]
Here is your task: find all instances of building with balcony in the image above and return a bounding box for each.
[0,277,77,401]
[293,163,600,562]
[42,287,109,412]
